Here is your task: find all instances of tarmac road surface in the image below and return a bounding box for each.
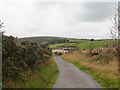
[53,56,101,88]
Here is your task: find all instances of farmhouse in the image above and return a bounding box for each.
[52,46,77,53]
[52,47,68,53]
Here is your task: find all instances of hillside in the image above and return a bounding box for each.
[18,36,82,45]
[18,36,66,44]
[19,36,113,49]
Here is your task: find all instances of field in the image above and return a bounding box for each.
[18,36,113,50]
[49,43,65,48]
[76,40,112,49]
[49,39,113,49]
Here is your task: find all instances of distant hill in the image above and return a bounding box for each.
[18,36,85,45]
[18,36,67,45]
[19,36,98,45]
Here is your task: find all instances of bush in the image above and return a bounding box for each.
[54,52,63,56]
[2,35,52,82]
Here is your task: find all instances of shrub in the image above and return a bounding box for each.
[54,52,63,56]
[2,35,52,82]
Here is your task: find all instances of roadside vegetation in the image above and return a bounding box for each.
[61,52,118,88]
[2,34,58,88]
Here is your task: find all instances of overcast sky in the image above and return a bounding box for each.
[0,0,118,39]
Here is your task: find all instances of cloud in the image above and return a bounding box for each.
[0,1,117,39]
[75,2,117,22]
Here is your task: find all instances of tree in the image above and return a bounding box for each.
[110,14,118,42]
[118,3,120,90]
[89,39,95,56]
[110,4,120,90]
[0,21,4,42]
[0,21,3,28]
[118,2,120,49]
[109,4,120,54]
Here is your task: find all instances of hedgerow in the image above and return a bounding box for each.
[2,35,52,82]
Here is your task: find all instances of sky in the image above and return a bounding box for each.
[0,0,118,39]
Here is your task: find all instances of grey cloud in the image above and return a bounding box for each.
[0,1,115,38]
[34,2,58,11]
[76,2,117,22]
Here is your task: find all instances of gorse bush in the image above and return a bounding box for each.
[2,35,52,82]
[54,52,63,56]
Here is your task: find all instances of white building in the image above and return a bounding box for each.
[52,47,68,53]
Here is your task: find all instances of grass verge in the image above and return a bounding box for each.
[61,54,118,88]
[3,57,59,88]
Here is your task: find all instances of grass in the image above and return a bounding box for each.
[3,57,59,88]
[0,82,2,90]
[76,40,112,49]
[49,43,65,48]
[61,53,118,88]
[72,61,118,88]
[49,39,113,49]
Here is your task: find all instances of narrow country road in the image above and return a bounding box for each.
[53,56,101,88]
